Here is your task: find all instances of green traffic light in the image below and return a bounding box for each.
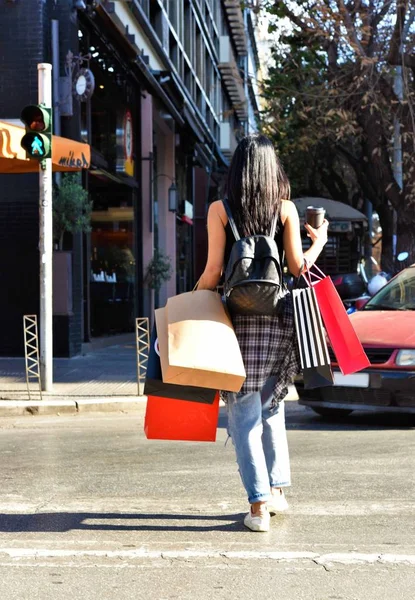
[21,132,51,159]
[20,104,52,161]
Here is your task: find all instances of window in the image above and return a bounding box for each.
[195,28,205,88]
[205,52,214,103]
[170,32,179,70]
[184,3,193,60]
[169,0,184,40]
[168,0,177,30]
[184,64,192,95]
[138,0,150,17]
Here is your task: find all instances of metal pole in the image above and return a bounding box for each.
[51,22,61,137]
[392,65,404,262]
[38,63,53,392]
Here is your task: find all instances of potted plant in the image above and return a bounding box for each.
[52,173,92,315]
[53,173,92,251]
[145,249,172,293]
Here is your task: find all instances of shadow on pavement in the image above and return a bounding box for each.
[218,404,415,432]
[0,512,248,533]
[287,407,415,431]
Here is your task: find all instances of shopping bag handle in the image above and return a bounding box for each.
[301,261,325,287]
[309,263,326,278]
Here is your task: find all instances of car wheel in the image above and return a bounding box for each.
[311,407,353,418]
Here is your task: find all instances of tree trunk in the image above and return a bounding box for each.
[376,203,394,272]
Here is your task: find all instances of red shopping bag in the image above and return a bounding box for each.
[144,393,220,442]
[306,265,370,375]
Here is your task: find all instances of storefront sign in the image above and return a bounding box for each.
[123,110,134,176]
[116,109,134,177]
[0,119,91,173]
[58,151,90,169]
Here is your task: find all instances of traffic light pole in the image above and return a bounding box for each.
[38,63,53,392]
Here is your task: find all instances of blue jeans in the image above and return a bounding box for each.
[226,378,291,504]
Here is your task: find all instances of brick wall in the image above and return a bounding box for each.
[0,0,84,356]
[0,1,49,355]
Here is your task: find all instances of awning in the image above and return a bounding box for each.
[293,197,367,221]
[0,120,91,174]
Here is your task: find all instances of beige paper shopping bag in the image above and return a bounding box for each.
[157,291,246,392]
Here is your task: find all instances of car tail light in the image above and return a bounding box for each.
[355,297,369,310]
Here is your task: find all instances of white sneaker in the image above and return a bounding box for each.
[244,509,270,532]
[267,489,289,514]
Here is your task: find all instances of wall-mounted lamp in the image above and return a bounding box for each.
[151,173,178,213]
[167,181,178,213]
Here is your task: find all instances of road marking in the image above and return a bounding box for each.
[1,548,415,566]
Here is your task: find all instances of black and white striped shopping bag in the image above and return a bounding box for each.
[293,287,334,389]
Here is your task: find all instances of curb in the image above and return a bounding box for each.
[0,387,299,417]
[0,397,147,417]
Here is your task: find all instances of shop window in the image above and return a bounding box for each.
[89,181,136,336]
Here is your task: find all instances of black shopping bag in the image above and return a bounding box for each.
[144,323,217,404]
[292,287,334,389]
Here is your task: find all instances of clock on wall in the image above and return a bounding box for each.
[73,68,95,102]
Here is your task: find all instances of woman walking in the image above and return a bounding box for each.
[198,134,328,531]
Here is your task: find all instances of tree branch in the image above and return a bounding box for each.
[368,0,394,55]
[336,0,367,57]
[271,1,312,34]
[371,0,394,29]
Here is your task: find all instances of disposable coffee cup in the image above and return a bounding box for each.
[306,206,325,229]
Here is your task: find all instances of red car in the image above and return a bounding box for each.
[298,265,415,417]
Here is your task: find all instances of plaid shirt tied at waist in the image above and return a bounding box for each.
[222,293,301,408]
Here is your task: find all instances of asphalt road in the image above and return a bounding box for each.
[0,402,414,600]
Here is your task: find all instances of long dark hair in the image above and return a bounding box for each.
[225,134,290,237]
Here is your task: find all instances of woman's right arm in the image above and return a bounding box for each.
[282,201,328,277]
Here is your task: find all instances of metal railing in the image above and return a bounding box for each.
[23,315,42,401]
[135,317,150,396]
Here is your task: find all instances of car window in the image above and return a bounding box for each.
[364,268,415,310]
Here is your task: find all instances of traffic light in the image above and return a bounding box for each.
[20,105,52,160]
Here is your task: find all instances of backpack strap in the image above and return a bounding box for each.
[269,212,278,239]
[222,198,240,241]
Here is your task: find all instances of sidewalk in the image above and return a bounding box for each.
[0,336,299,416]
[0,337,144,416]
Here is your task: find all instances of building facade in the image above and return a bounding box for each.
[0,0,261,357]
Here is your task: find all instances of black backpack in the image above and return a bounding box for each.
[223,199,288,316]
